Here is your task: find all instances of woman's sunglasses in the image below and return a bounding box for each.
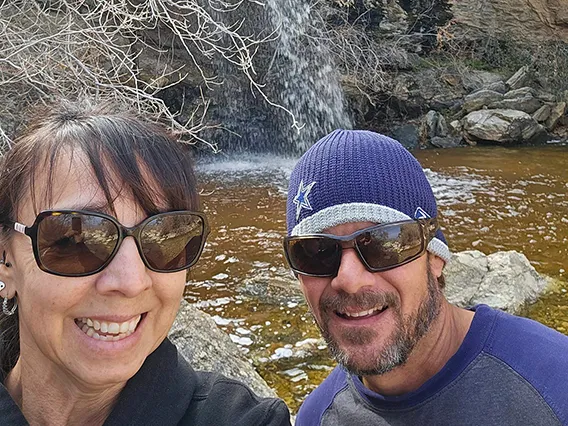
[283,219,438,277]
[9,210,209,277]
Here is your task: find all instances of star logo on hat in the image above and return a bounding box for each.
[293,180,316,220]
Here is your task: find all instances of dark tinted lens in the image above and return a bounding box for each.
[356,222,423,269]
[140,213,205,271]
[287,237,341,275]
[37,213,119,274]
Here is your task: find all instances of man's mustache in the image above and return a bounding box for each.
[319,291,400,313]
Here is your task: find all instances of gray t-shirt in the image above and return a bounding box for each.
[296,305,568,426]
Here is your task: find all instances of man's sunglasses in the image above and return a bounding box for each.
[283,219,438,277]
[9,210,209,277]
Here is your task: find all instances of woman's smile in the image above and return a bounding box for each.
[74,314,144,341]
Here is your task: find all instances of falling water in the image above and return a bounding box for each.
[262,0,351,154]
[202,0,351,155]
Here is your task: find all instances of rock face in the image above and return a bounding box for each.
[444,250,549,313]
[462,109,546,144]
[169,300,278,398]
[450,0,568,44]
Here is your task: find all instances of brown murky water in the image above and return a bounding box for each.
[187,146,568,413]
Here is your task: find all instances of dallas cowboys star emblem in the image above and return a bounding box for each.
[293,180,316,220]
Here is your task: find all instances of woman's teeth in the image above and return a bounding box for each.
[75,315,141,341]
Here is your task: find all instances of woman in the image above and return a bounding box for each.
[0,100,290,425]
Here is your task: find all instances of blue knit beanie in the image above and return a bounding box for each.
[286,129,451,263]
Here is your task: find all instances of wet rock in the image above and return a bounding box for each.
[462,109,545,144]
[444,250,549,314]
[238,272,305,306]
[430,136,462,148]
[506,66,532,91]
[169,300,278,398]
[533,104,552,123]
[263,337,328,362]
[390,124,420,149]
[545,102,567,130]
[462,90,503,113]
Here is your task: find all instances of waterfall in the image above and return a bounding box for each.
[202,0,351,155]
[263,0,351,154]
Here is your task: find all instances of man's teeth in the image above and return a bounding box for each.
[75,315,141,341]
[342,305,386,318]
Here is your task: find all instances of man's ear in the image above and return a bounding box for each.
[428,254,445,279]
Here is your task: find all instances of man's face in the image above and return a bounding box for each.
[298,221,445,376]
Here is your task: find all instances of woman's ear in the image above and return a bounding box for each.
[0,248,16,298]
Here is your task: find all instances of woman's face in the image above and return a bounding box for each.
[4,151,187,388]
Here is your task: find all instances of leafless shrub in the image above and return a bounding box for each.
[0,0,291,152]
[311,1,412,101]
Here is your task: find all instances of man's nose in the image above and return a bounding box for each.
[330,248,376,294]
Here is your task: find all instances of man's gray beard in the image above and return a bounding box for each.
[316,266,442,376]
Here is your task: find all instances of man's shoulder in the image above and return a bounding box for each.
[181,371,291,426]
[479,306,568,422]
[482,305,568,362]
[296,367,350,426]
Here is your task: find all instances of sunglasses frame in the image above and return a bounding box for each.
[283,218,439,278]
[10,209,210,277]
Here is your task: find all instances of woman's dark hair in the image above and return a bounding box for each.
[0,99,200,377]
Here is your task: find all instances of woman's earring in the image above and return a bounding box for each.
[2,297,17,316]
[0,251,11,267]
[0,281,5,292]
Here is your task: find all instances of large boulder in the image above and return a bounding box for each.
[462,109,546,144]
[444,250,549,313]
[169,300,278,398]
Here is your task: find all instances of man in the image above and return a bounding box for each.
[283,129,568,426]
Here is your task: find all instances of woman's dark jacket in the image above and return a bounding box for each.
[0,339,291,425]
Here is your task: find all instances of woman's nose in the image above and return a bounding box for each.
[94,237,152,297]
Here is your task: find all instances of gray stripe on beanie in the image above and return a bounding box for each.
[292,202,451,262]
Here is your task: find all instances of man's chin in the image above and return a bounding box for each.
[326,338,401,376]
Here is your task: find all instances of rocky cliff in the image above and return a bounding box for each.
[450,0,568,44]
